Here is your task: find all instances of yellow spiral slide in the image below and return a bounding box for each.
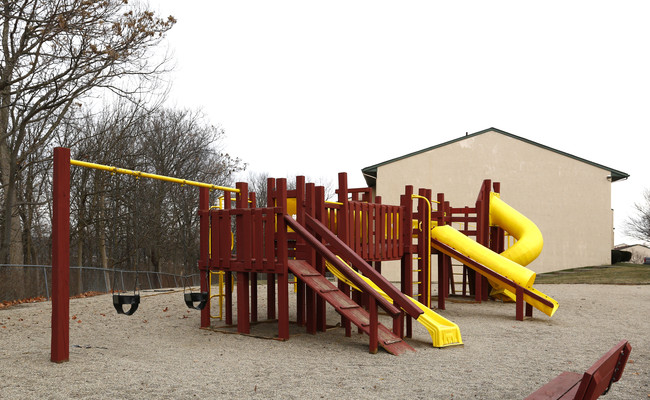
[431,193,558,317]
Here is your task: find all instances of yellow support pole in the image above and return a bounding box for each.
[209,271,225,320]
[70,159,239,193]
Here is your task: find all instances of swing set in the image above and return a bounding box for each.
[51,147,233,362]
[106,174,211,314]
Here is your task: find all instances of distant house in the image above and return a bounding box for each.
[361,127,629,281]
[615,244,650,264]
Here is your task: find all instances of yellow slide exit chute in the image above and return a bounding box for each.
[325,259,462,348]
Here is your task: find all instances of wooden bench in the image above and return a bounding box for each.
[525,339,632,400]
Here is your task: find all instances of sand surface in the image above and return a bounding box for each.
[1,284,648,399]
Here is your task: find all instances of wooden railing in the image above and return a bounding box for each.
[209,206,285,274]
[326,201,403,262]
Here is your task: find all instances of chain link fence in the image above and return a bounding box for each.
[0,264,201,303]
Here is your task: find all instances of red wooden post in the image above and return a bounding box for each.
[277,267,290,339]
[474,190,485,301]
[337,173,351,337]
[295,177,306,326]
[516,285,524,321]
[223,191,233,325]
[374,195,382,267]
[436,192,447,310]
[315,185,327,332]
[368,295,378,354]
[490,183,505,305]
[199,187,211,328]
[393,206,400,259]
[51,147,70,363]
[437,253,447,310]
[236,270,250,333]
[526,303,534,318]
[235,182,250,334]
[351,202,359,254]
[354,286,364,335]
[348,198,364,333]
[392,312,403,340]
[250,275,258,324]
[400,185,413,338]
[249,193,258,323]
[266,178,276,320]
[305,181,317,334]
[276,178,290,340]
[477,180,492,302]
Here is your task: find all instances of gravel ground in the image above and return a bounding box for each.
[0,283,647,399]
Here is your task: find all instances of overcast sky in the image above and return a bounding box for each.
[152,1,649,245]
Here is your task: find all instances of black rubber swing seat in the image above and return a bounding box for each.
[113,294,140,315]
[184,292,209,310]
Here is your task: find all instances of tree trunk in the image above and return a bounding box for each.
[96,182,110,292]
[0,35,24,269]
[0,145,25,300]
[0,143,24,266]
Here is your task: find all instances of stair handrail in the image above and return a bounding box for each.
[303,214,423,318]
[284,214,401,317]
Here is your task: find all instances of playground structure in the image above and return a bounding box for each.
[50,147,558,361]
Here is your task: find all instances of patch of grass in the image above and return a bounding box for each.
[534,263,650,284]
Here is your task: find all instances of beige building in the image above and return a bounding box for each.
[361,128,629,281]
[614,244,650,264]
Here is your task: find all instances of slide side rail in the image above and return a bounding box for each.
[431,238,554,310]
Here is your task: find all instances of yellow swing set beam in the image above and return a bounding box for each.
[70,159,240,193]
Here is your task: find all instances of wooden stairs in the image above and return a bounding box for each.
[288,259,414,355]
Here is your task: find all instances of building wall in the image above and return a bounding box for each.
[617,245,650,264]
[373,130,613,281]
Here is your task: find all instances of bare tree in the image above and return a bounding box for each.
[624,189,650,245]
[0,0,175,264]
[245,171,270,206]
[63,105,245,287]
[136,108,244,274]
[244,171,337,206]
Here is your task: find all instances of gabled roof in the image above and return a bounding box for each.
[615,243,650,251]
[361,127,629,187]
